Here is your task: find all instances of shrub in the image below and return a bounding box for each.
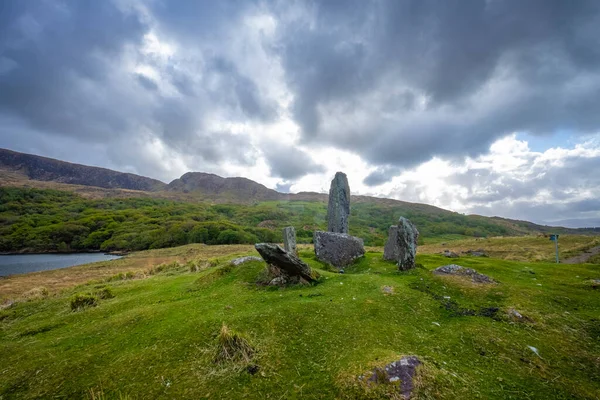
[70,293,98,311]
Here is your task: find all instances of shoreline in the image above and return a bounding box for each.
[0,250,128,257]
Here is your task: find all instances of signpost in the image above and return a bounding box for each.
[549,234,559,263]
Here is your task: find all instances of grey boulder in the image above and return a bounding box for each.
[313,231,364,268]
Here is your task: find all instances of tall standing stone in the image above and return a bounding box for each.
[383,217,419,270]
[327,172,350,234]
[283,226,297,255]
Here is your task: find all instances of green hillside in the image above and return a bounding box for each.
[0,187,531,254]
[1,245,599,399]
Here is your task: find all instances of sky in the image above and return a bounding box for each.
[1,0,600,227]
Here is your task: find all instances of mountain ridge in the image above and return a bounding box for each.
[1,147,598,235]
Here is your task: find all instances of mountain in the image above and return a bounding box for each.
[1,147,598,238]
[0,148,166,192]
[167,172,281,201]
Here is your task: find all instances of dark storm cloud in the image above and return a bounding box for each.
[262,144,325,180]
[0,0,146,140]
[207,57,277,122]
[273,0,600,180]
[363,166,401,187]
[0,0,271,179]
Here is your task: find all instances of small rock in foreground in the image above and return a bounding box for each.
[365,356,422,399]
[433,264,496,283]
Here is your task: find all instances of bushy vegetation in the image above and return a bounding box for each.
[69,292,98,310]
[0,188,518,253]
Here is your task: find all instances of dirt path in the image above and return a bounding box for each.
[562,245,600,264]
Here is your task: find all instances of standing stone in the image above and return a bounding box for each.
[327,172,350,234]
[282,226,297,255]
[383,226,401,261]
[383,217,419,270]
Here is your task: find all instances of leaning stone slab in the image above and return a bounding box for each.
[254,243,316,283]
[313,231,364,268]
[230,256,263,266]
[363,356,422,399]
[282,226,297,255]
[327,172,350,234]
[433,264,496,284]
[384,217,419,270]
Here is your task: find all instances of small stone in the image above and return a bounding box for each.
[269,276,287,286]
[465,249,488,257]
[508,308,523,319]
[442,249,459,258]
[381,285,394,294]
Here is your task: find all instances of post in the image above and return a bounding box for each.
[550,234,559,263]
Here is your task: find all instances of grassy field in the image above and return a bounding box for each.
[1,241,599,399]
[420,235,600,262]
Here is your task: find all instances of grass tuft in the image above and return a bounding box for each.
[22,286,49,301]
[95,286,114,300]
[213,324,255,364]
[69,292,98,311]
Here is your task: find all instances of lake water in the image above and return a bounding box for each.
[0,253,122,277]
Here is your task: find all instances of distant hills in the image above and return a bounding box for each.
[0,148,166,191]
[1,147,598,237]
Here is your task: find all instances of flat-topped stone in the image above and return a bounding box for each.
[313,231,364,268]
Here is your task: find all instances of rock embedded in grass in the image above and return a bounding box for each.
[313,231,365,268]
[230,256,263,266]
[365,355,422,399]
[442,249,459,258]
[433,264,496,283]
[464,249,488,257]
[383,217,420,270]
